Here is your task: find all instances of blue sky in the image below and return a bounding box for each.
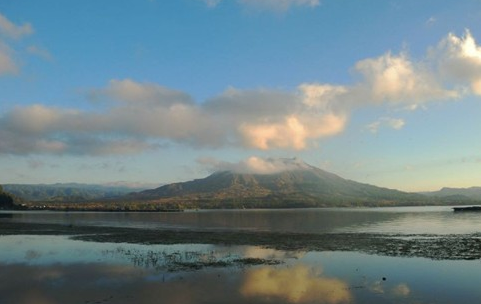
[1,0,481,191]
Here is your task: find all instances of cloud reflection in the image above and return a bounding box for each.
[391,283,410,297]
[241,265,352,304]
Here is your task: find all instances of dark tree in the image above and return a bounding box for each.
[0,186,15,210]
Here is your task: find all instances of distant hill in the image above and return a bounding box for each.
[3,183,151,202]
[422,187,481,202]
[128,160,426,208]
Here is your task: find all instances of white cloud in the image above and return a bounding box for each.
[239,112,346,150]
[354,52,457,105]
[431,29,481,95]
[0,12,33,39]
[298,83,347,109]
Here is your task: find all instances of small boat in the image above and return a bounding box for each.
[452,206,481,212]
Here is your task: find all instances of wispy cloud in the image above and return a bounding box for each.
[199,0,320,11]
[239,0,320,11]
[0,41,18,75]
[0,12,33,39]
[0,12,46,76]
[367,117,405,133]
[426,16,436,25]
[197,156,311,174]
[27,159,45,169]
[199,0,223,8]
[0,30,479,156]
[0,12,32,75]
[26,45,53,61]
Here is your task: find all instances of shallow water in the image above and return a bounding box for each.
[1,235,480,304]
[1,207,481,303]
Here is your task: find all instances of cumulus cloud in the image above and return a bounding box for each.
[239,113,346,150]
[206,86,347,150]
[0,92,220,155]
[241,265,351,304]
[431,29,481,95]
[2,30,481,156]
[298,84,347,109]
[197,156,312,174]
[353,52,457,105]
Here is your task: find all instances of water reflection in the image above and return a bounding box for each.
[0,257,473,304]
[241,265,352,304]
[2,234,481,303]
[0,262,354,304]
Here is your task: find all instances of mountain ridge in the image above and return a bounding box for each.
[5,159,480,209]
[422,186,481,201]
[3,183,151,202]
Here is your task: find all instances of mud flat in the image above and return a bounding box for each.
[1,221,480,260]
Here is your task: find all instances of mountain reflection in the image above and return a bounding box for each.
[241,265,352,304]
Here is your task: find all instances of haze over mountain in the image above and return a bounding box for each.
[129,158,425,208]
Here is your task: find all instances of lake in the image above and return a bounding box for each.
[1,206,480,303]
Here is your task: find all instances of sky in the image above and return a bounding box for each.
[1,0,481,192]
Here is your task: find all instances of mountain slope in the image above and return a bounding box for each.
[130,161,424,207]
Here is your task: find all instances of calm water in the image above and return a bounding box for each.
[1,207,481,304]
[1,206,480,234]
